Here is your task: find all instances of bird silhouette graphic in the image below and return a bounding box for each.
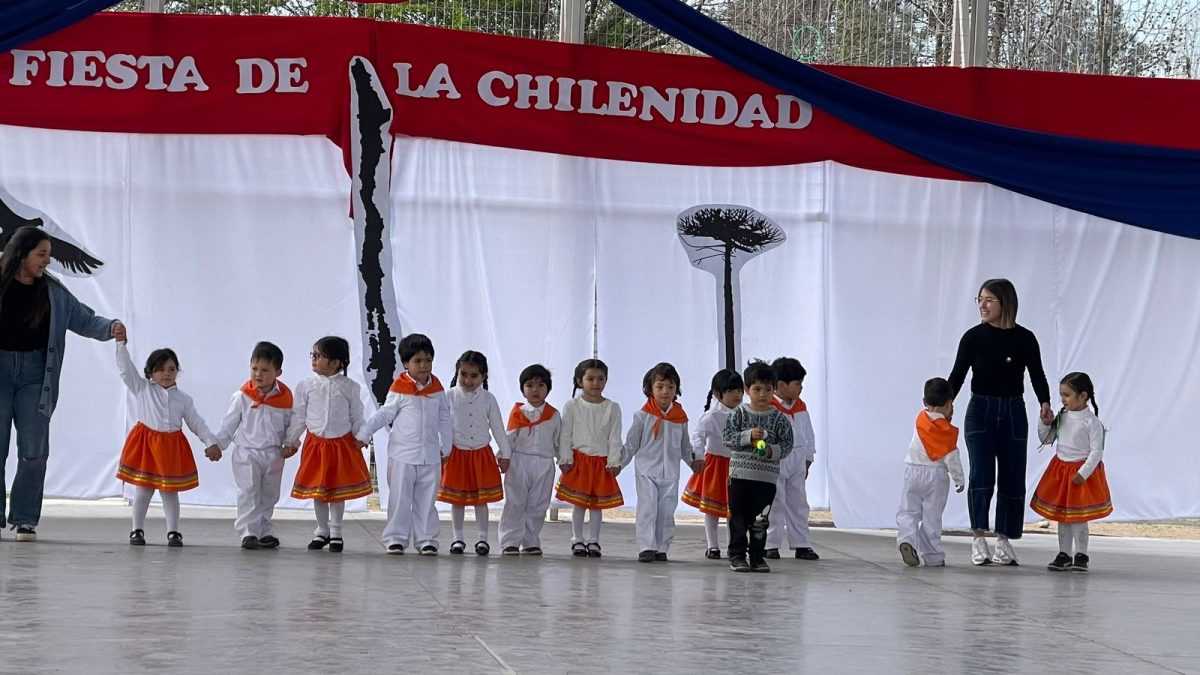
[0,186,104,276]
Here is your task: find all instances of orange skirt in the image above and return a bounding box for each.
[1030,456,1113,523]
[116,423,199,492]
[555,450,624,510]
[682,454,730,518]
[437,445,504,505]
[290,433,372,503]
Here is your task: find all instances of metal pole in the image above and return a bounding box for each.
[559,0,585,44]
[143,0,165,12]
[969,0,988,66]
[951,0,988,67]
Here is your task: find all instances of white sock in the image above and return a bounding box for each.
[704,514,720,549]
[131,486,154,531]
[1075,524,1089,555]
[1057,523,1073,554]
[161,491,180,533]
[474,504,489,542]
[329,501,345,538]
[572,506,586,543]
[452,505,466,542]
[314,501,330,537]
[588,509,603,543]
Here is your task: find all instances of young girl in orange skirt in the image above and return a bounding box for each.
[283,336,371,553]
[1031,372,1111,573]
[114,339,220,547]
[555,359,624,558]
[438,351,510,556]
[682,369,744,559]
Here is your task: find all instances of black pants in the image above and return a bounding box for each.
[727,478,777,562]
[965,395,1029,539]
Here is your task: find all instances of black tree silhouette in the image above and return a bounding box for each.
[678,206,785,370]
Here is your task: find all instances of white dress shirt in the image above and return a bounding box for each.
[1038,407,1105,479]
[623,405,695,479]
[690,403,735,459]
[215,383,292,451]
[447,386,511,455]
[904,410,965,488]
[284,374,364,445]
[503,404,562,461]
[116,343,216,445]
[358,377,453,465]
[558,397,623,466]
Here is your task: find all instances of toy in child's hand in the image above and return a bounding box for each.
[754,439,768,456]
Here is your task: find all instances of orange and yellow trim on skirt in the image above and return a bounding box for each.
[682,453,730,518]
[1030,456,1113,524]
[438,445,504,506]
[116,423,199,492]
[290,432,372,503]
[555,450,624,510]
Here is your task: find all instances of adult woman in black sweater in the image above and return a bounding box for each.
[948,278,1053,567]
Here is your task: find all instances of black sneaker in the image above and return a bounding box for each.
[795,547,820,560]
[14,525,36,542]
[730,556,751,572]
[257,535,280,549]
[522,546,543,556]
[387,544,405,555]
[764,548,781,559]
[129,529,146,546]
[750,559,771,573]
[307,535,330,550]
[502,546,520,556]
[167,531,183,548]
[655,552,668,562]
[241,535,259,550]
[1071,553,1090,572]
[638,550,655,562]
[419,545,438,556]
[705,548,722,560]
[328,537,344,553]
[1047,552,1072,572]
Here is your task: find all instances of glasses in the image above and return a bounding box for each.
[975,297,999,306]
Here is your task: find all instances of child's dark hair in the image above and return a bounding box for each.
[641,362,682,398]
[572,358,608,397]
[450,350,490,389]
[519,364,552,393]
[770,356,807,383]
[399,333,435,364]
[1060,371,1099,416]
[743,360,776,388]
[143,348,181,379]
[313,336,350,376]
[923,377,953,407]
[251,341,284,369]
[704,368,744,411]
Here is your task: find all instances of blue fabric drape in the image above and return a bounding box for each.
[611,0,1200,238]
[0,1,122,54]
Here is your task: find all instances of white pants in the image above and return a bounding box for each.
[497,453,556,549]
[231,445,285,538]
[895,464,950,565]
[1057,522,1090,555]
[635,474,678,553]
[766,451,811,549]
[383,459,441,549]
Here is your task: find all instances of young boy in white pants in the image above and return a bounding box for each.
[896,377,964,567]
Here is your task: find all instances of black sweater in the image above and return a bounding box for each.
[0,280,50,351]
[948,323,1051,404]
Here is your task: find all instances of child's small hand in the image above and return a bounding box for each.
[956,484,965,493]
[750,427,765,442]
[281,445,298,459]
[354,438,368,449]
[1072,473,1086,486]
[203,444,221,462]
[607,465,622,477]
[689,459,704,474]
[560,463,574,474]
[111,322,127,343]
[498,457,511,473]
[442,455,450,465]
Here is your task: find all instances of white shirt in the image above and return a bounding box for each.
[448,386,511,456]
[503,404,562,461]
[284,374,364,445]
[116,343,216,445]
[623,405,696,479]
[215,383,292,452]
[558,397,623,466]
[691,403,736,458]
[905,410,965,488]
[1038,407,1105,479]
[775,396,817,462]
[358,378,453,465]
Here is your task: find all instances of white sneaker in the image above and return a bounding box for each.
[971,537,992,566]
[992,537,1019,566]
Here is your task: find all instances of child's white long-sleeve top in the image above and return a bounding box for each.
[215,381,293,451]
[447,386,511,456]
[116,343,216,445]
[624,399,696,478]
[284,373,364,445]
[558,397,623,467]
[690,403,736,458]
[357,373,452,465]
[772,396,816,462]
[1038,408,1105,479]
[503,403,562,461]
[906,409,965,488]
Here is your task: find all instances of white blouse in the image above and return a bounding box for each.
[116,343,216,445]
[690,403,736,459]
[558,397,623,466]
[448,386,511,455]
[284,374,364,445]
[1038,407,1105,479]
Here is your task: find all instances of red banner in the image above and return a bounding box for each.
[4,13,1200,179]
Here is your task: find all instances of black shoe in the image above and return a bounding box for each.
[14,525,36,542]
[572,542,588,557]
[522,546,543,556]
[307,535,330,550]
[1071,553,1090,572]
[419,545,438,556]
[764,548,781,559]
[750,559,771,573]
[129,529,146,546]
[167,531,183,548]
[328,537,344,553]
[449,540,466,555]
[705,548,721,560]
[474,540,491,556]
[730,556,751,572]
[795,547,820,560]
[1047,552,1072,571]
[638,550,655,562]
[655,552,668,562]
[257,535,280,549]
[899,542,920,567]
[502,546,520,556]
[387,544,405,555]
[586,543,602,558]
[241,535,259,550]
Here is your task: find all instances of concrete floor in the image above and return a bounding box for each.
[2,502,1198,674]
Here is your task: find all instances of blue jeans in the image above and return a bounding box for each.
[0,349,51,528]
[964,395,1028,539]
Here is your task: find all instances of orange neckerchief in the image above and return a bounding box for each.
[506,403,558,434]
[916,411,959,461]
[240,380,293,409]
[641,398,688,438]
[389,372,445,396]
[771,396,807,419]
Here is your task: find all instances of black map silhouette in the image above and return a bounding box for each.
[0,194,104,275]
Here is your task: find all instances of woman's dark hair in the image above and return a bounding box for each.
[519,364,552,393]
[642,362,682,399]
[572,358,608,397]
[313,336,350,376]
[704,368,744,411]
[450,350,489,389]
[0,226,51,328]
[143,348,181,380]
[743,360,776,389]
[399,333,435,364]
[1060,371,1099,417]
[979,278,1019,329]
